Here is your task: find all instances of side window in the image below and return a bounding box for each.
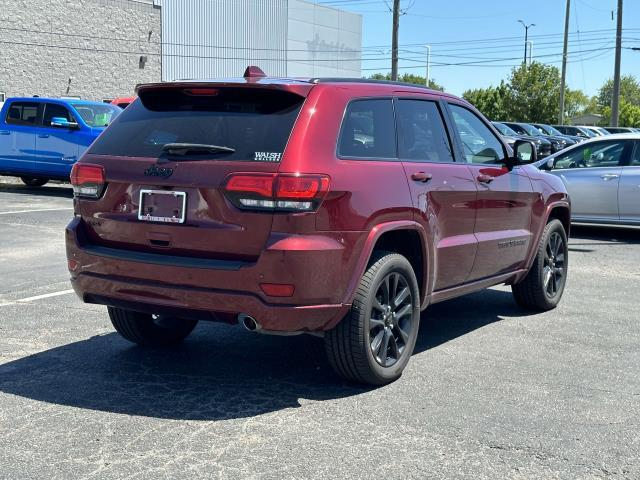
[554,141,626,169]
[5,102,40,126]
[632,143,640,166]
[449,104,505,164]
[338,99,396,159]
[43,103,74,126]
[396,99,454,163]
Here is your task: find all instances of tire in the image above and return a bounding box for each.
[20,176,49,187]
[512,219,568,311]
[325,251,421,385]
[107,307,198,346]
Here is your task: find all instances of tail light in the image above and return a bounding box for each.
[223,173,330,212]
[70,163,106,198]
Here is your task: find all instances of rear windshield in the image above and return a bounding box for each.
[88,87,305,161]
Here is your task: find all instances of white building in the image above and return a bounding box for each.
[0,0,362,101]
[161,0,362,81]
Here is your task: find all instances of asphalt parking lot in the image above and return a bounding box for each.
[0,177,638,480]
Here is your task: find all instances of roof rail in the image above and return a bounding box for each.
[309,78,437,91]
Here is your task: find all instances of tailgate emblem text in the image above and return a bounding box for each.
[145,164,174,178]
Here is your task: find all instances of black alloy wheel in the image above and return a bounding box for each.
[543,231,566,299]
[369,272,414,368]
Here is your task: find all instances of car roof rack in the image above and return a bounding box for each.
[309,77,437,90]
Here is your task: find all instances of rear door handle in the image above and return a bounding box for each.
[38,134,50,138]
[601,173,620,180]
[0,130,10,135]
[477,174,494,184]
[411,172,432,182]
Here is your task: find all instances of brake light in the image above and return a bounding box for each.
[184,88,220,96]
[225,174,275,198]
[223,173,330,212]
[276,176,329,199]
[70,163,105,198]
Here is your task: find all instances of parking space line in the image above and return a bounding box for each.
[0,289,75,307]
[0,207,73,216]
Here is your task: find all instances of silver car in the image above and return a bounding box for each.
[538,134,640,226]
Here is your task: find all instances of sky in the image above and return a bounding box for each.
[319,0,640,97]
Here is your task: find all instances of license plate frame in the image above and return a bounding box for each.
[138,189,187,224]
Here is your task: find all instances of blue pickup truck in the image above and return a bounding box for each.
[0,97,121,186]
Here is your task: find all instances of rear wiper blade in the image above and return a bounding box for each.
[161,143,236,155]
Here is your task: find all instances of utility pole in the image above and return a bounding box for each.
[425,45,431,87]
[559,0,571,125]
[518,20,535,65]
[391,0,400,80]
[611,0,623,127]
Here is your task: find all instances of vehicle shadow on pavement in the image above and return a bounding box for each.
[570,225,640,245]
[0,289,527,421]
[0,183,73,199]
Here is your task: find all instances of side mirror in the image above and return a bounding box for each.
[507,139,537,168]
[51,117,79,129]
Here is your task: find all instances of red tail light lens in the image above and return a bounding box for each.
[223,173,330,212]
[184,88,220,96]
[70,163,106,198]
[276,176,330,199]
[260,283,295,297]
[225,174,275,198]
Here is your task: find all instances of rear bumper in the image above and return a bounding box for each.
[66,217,357,332]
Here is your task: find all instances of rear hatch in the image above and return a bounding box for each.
[75,82,311,261]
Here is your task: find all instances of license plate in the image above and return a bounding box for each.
[138,189,187,224]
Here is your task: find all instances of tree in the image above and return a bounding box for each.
[596,75,640,109]
[462,81,509,120]
[503,62,561,124]
[564,88,590,118]
[368,72,444,91]
[601,98,640,127]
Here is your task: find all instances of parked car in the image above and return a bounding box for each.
[492,121,552,157]
[552,125,596,139]
[66,67,570,385]
[502,122,573,154]
[537,133,639,226]
[531,123,583,144]
[0,97,121,186]
[603,126,635,134]
[110,96,135,109]
[578,125,610,137]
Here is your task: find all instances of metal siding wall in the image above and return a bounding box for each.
[287,0,361,78]
[162,0,287,81]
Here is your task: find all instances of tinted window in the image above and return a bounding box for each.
[631,143,640,166]
[492,122,518,136]
[338,99,396,159]
[504,123,527,135]
[43,103,74,125]
[90,88,304,161]
[396,100,453,163]
[554,141,626,169]
[450,104,504,164]
[5,102,40,126]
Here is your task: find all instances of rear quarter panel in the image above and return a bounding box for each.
[277,84,416,306]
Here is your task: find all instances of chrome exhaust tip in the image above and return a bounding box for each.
[238,313,260,332]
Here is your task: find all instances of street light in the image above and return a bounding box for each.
[518,20,536,65]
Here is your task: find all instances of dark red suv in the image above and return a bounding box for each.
[66,67,570,385]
